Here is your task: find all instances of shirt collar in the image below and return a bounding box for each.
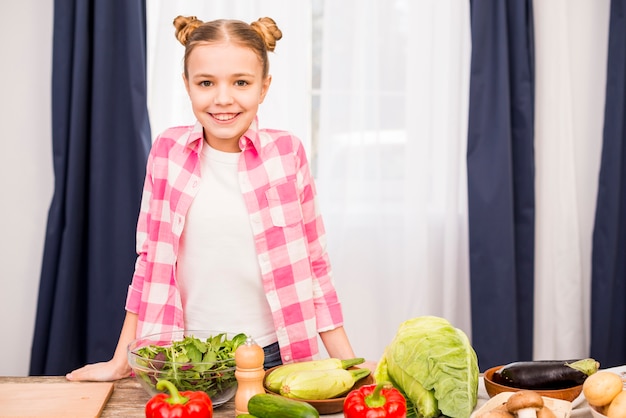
[239,117,261,152]
[184,117,262,153]
[184,121,205,153]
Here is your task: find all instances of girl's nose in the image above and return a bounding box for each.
[214,85,234,105]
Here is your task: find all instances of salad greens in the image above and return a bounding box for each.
[375,316,479,418]
[133,332,247,398]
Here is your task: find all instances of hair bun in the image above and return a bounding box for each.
[250,17,283,52]
[173,15,204,46]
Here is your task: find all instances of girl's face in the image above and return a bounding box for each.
[184,41,271,152]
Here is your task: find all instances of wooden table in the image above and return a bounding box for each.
[0,375,595,418]
[0,376,236,417]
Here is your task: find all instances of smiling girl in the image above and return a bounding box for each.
[66,16,358,381]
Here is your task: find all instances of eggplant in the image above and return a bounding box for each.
[491,358,599,390]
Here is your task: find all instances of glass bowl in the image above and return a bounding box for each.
[127,330,247,407]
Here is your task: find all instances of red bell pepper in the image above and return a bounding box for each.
[344,382,407,418]
[145,379,213,418]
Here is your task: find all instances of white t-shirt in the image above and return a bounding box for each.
[176,143,277,347]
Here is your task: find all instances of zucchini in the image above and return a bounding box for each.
[280,368,371,400]
[492,358,599,390]
[247,393,320,418]
[264,357,365,393]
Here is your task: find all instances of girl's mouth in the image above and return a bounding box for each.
[211,113,239,121]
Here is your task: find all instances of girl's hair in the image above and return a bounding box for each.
[173,16,283,79]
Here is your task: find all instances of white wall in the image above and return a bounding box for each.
[0,0,54,376]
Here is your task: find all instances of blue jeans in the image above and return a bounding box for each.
[263,342,283,370]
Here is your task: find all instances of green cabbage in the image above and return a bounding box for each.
[374,316,479,418]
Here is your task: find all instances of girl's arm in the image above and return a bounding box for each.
[65,311,137,381]
[67,135,162,382]
[320,327,378,370]
[319,326,356,359]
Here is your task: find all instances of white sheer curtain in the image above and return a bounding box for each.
[147,0,472,363]
[532,0,609,360]
[315,0,472,362]
[146,0,611,365]
[146,0,311,150]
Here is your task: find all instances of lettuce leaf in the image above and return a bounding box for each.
[375,347,438,418]
[375,316,479,418]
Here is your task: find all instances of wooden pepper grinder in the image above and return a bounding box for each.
[234,336,265,416]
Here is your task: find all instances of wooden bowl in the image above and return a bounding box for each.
[263,366,375,415]
[483,366,583,402]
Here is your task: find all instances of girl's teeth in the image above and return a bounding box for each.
[214,114,235,121]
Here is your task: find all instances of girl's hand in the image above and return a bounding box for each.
[66,311,138,382]
[354,360,378,372]
[65,359,131,382]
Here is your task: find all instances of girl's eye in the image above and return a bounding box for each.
[235,80,248,87]
[200,81,212,87]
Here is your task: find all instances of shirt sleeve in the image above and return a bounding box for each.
[125,145,154,314]
[294,138,345,331]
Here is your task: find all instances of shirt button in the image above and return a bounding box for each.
[284,355,291,362]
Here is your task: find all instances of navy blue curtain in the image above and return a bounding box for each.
[467,1,535,371]
[29,0,151,375]
[590,0,626,369]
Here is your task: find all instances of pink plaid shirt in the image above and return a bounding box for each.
[125,118,344,363]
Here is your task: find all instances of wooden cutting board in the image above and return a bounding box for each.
[0,382,114,418]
